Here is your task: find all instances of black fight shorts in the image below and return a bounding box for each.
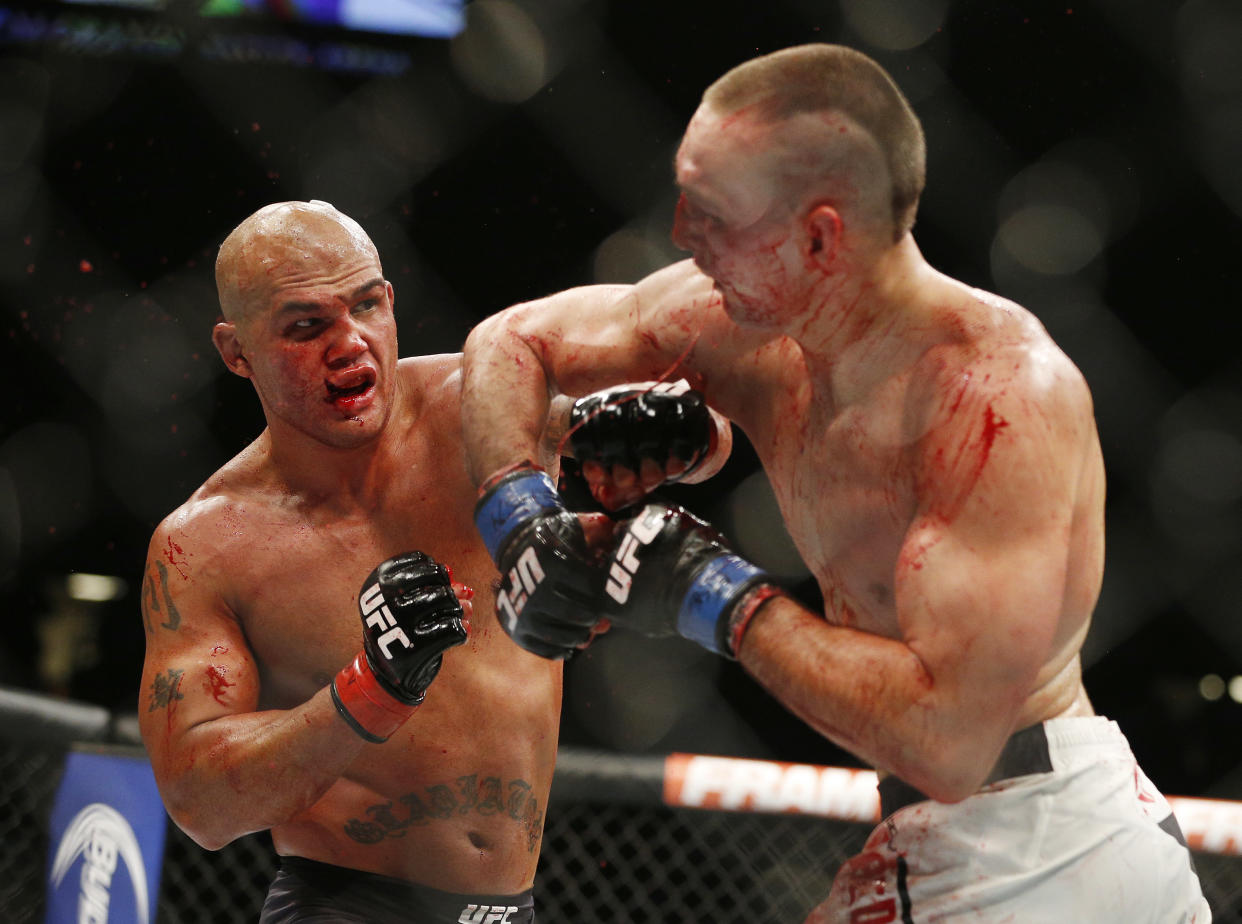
[259,856,536,923]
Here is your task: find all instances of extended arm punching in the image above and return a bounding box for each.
[474,381,724,658]
[603,502,786,658]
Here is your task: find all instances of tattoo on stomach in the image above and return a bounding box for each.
[343,773,544,853]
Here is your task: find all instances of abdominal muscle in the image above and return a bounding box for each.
[270,755,547,893]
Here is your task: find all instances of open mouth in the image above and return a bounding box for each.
[325,368,377,406]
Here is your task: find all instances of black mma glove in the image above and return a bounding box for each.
[474,462,604,660]
[568,380,712,487]
[604,502,784,658]
[331,551,469,743]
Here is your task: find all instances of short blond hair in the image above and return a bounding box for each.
[703,44,925,239]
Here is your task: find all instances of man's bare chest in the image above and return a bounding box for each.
[758,398,919,623]
[222,494,484,705]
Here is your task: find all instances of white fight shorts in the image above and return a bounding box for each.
[807,717,1211,923]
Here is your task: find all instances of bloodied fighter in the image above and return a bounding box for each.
[139,201,574,923]
[460,45,1210,921]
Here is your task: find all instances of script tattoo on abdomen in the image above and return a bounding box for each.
[343,773,544,853]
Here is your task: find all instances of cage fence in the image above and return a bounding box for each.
[3,730,1241,923]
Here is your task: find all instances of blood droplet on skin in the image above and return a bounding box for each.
[165,537,190,579]
[979,403,1009,461]
[205,664,235,705]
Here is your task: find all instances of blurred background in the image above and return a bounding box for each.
[1,0,1240,804]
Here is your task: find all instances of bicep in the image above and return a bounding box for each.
[138,553,260,770]
[895,392,1081,716]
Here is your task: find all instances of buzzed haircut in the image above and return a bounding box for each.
[703,44,926,239]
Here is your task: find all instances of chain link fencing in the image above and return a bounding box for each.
[3,716,1241,922]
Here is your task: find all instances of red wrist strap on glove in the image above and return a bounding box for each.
[726,584,785,657]
[330,651,419,744]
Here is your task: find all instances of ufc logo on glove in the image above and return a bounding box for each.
[496,547,545,631]
[605,510,665,604]
[360,581,412,658]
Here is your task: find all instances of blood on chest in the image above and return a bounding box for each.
[759,401,916,629]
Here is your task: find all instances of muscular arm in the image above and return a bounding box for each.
[139,522,367,850]
[462,260,742,490]
[740,354,1097,801]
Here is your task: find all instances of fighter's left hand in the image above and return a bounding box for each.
[566,381,714,511]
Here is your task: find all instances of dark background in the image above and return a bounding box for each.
[1,0,1241,802]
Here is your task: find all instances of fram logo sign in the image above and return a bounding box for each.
[664,753,881,822]
[49,803,151,924]
[1168,796,1242,857]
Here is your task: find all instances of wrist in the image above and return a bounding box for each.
[330,651,419,744]
[675,554,775,658]
[724,583,784,658]
[474,462,561,561]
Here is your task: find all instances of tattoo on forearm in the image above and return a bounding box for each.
[148,668,184,711]
[141,560,181,634]
[343,773,545,853]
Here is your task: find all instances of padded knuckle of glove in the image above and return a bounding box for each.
[569,384,711,476]
[604,502,777,657]
[331,550,467,743]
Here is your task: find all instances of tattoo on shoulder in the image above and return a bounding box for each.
[141,560,181,634]
[148,668,184,711]
[343,773,545,853]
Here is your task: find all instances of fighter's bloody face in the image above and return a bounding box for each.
[238,255,398,450]
[672,106,812,329]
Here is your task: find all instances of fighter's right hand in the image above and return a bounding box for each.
[331,551,470,743]
[474,462,605,660]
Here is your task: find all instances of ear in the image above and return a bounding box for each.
[212,321,252,378]
[803,203,843,273]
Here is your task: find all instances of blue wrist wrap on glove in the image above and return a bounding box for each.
[677,554,767,655]
[475,468,561,561]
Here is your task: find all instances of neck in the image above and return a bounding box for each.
[262,380,411,511]
[791,235,944,401]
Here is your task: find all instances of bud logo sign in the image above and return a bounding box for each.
[45,751,166,924]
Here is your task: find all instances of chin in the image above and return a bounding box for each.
[721,291,778,330]
[320,415,387,449]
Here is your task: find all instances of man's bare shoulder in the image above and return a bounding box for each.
[397,353,462,392]
[151,437,276,561]
[914,286,1094,438]
[630,258,719,305]
[396,354,466,428]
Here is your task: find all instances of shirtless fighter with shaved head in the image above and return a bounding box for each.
[460,45,1210,921]
[137,201,723,922]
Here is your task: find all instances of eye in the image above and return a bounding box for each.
[353,298,379,314]
[284,317,323,337]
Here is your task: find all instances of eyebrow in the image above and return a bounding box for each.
[275,277,386,317]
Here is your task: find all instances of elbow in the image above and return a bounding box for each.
[898,735,1003,805]
[166,805,240,852]
[161,784,247,852]
[917,773,985,806]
